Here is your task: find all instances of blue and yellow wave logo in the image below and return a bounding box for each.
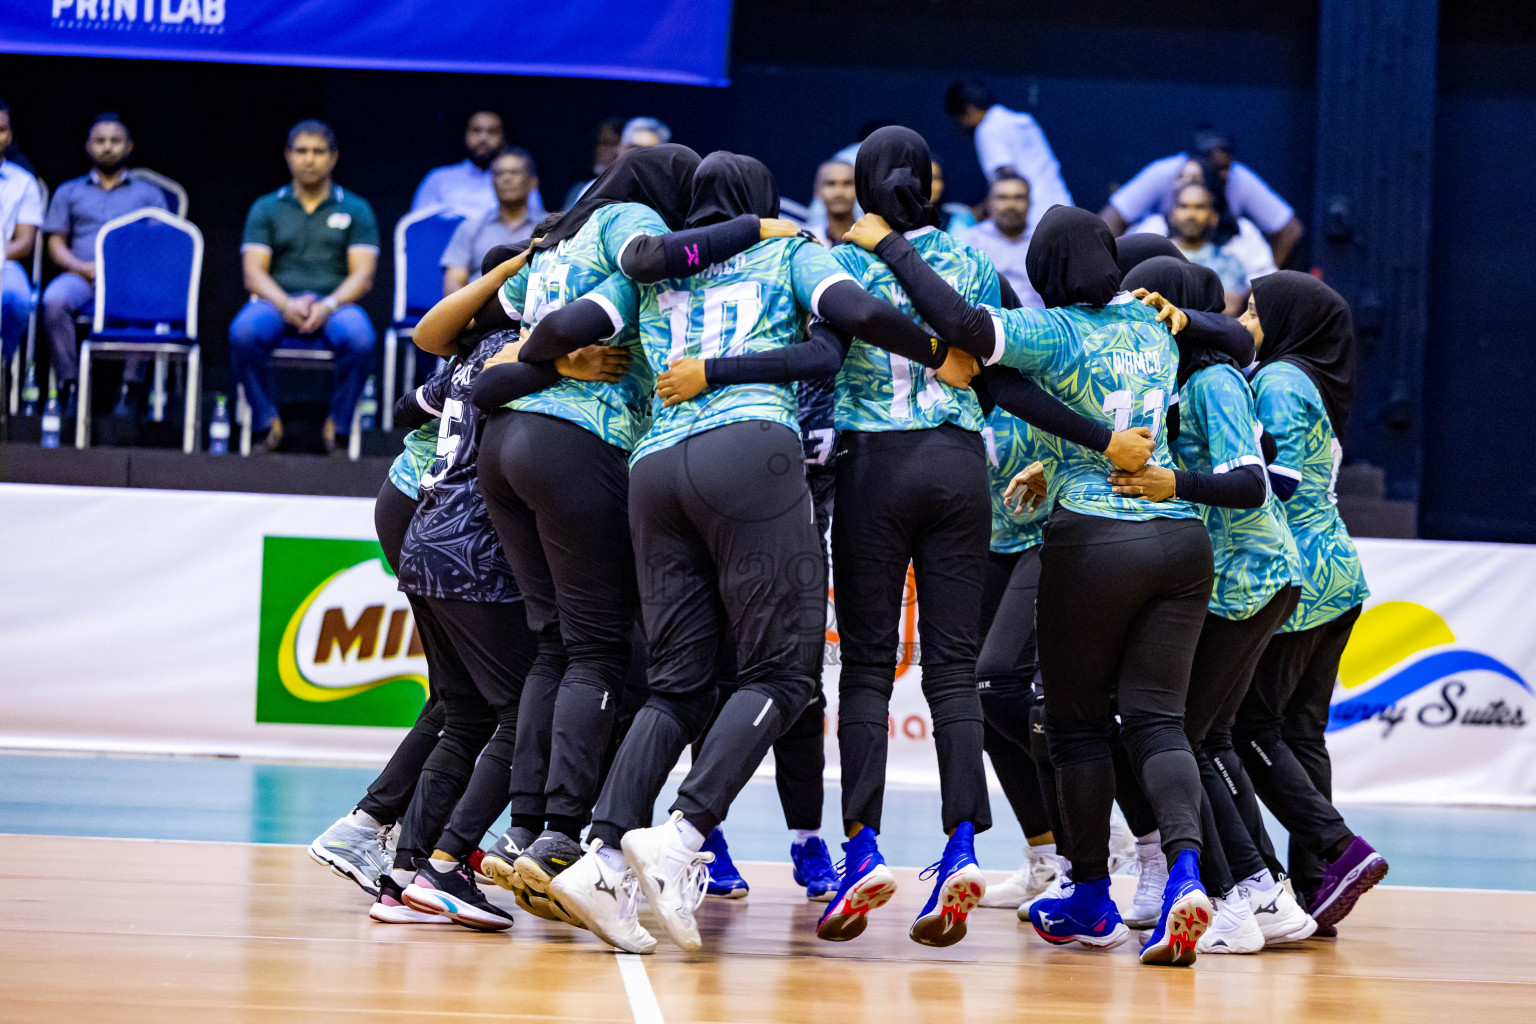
[1328,601,1530,732]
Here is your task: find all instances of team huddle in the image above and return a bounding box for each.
[307,126,1385,968]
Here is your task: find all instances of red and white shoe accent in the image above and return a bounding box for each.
[816,864,897,942]
[910,865,987,947]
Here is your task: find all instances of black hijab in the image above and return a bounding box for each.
[1115,233,1186,276]
[854,126,941,233]
[1122,255,1230,386]
[1253,271,1356,436]
[1025,205,1123,308]
[685,151,779,228]
[536,143,700,251]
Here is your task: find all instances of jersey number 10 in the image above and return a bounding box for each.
[658,282,765,364]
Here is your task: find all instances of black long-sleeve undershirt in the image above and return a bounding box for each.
[470,361,563,412]
[393,390,434,432]
[1180,310,1254,366]
[1171,463,1267,509]
[873,232,998,360]
[617,215,762,284]
[975,366,1113,453]
[704,318,849,386]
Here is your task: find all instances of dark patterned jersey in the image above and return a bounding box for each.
[396,330,522,603]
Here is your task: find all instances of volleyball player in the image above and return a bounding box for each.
[516,152,963,953]
[1114,256,1315,951]
[1235,271,1385,930]
[970,404,1067,909]
[854,205,1217,966]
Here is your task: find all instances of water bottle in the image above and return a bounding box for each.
[358,374,378,433]
[208,393,231,455]
[20,362,40,417]
[40,386,61,449]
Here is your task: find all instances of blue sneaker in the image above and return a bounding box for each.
[1028,876,1130,949]
[816,827,897,942]
[910,822,988,947]
[790,836,840,903]
[1139,849,1212,966]
[702,828,748,899]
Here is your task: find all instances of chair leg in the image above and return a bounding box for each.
[183,348,201,454]
[75,344,91,449]
[237,383,251,457]
[382,328,397,431]
[7,351,16,415]
[349,388,363,461]
[151,353,168,422]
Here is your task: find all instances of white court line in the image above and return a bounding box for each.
[617,956,665,1024]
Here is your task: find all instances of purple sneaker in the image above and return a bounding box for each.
[1310,836,1387,928]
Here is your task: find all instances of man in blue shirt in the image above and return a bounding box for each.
[230,120,379,454]
[40,113,169,414]
[411,111,546,220]
[0,101,44,369]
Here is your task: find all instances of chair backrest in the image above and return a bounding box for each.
[93,208,203,340]
[394,205,466,321]
[131,167,189,219]
[779,197,811,226]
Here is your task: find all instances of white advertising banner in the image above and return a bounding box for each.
[1,483,1532,805]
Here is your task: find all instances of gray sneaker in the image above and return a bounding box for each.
[309,814,389,896]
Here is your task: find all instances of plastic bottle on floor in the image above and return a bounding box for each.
[40,386,61,448]
[208,394,231,455]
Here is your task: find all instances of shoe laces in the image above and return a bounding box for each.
[918,859,943,882]
[619,869,644,920]
[680,853,713,914]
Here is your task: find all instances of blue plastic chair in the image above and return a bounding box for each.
[75,207,203,452]
[131,167,190,219]
[382,204,465,428]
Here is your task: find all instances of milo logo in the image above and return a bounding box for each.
[256,536,429,727]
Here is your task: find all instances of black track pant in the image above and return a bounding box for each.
[480,411,638,839]
[1037,509,1213,883]
[834,426,992,836]
[357,480,446,825]
[692,463,836,833]
[976,547,1051,839]
[1235,604,1361,897]
[396,596,537,865]
[1188,586,1300,892]
[589,421,824,847]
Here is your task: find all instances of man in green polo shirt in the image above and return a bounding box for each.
[231,119,379,453]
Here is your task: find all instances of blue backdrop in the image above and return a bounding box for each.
[6,0,733,85]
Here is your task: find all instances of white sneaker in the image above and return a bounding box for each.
[1197,888,1266,954]
[983,846,1064,908]
[622,811,715,953]
[1017,869,1071,920]
[1108,812,1137,874]
[1248,877,1318,943]
[547,842,656,954]
[1124,844,1167,929]
[309,814,389,896]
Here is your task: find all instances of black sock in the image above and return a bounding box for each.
[547,815,585,843]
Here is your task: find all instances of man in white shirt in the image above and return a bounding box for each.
[945,81,1072,235]
[0,101,44,366]
[1099,128,1302,266]
[411,111,545,219]
[958,172,1042,308]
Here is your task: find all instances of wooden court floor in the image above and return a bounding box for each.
[2,834,1532,1024]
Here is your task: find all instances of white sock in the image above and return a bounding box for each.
[597,844,628,872]
[1136,830,1161,854]
[348,808,385,830]
[674,817,706,853]
[1244,868,1278,891]
[794,829,820,845]
[1030,842,1057,862]
[392,867,414,885]
[428,855,458,873]
[1221,886,1241,903]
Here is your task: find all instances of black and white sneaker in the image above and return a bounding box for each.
[516,833,587,927]
[401,858,514,932]
[481,827,536,893]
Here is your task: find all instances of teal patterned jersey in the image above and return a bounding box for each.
[982,406,1051,553]
[989,296,1199,522]
[1252,361,1369,632]
[832,227,997,433]
[387,420,440,501]
[1172,364,1302,619]
[611,236,854,465]
[497,203,661,452]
